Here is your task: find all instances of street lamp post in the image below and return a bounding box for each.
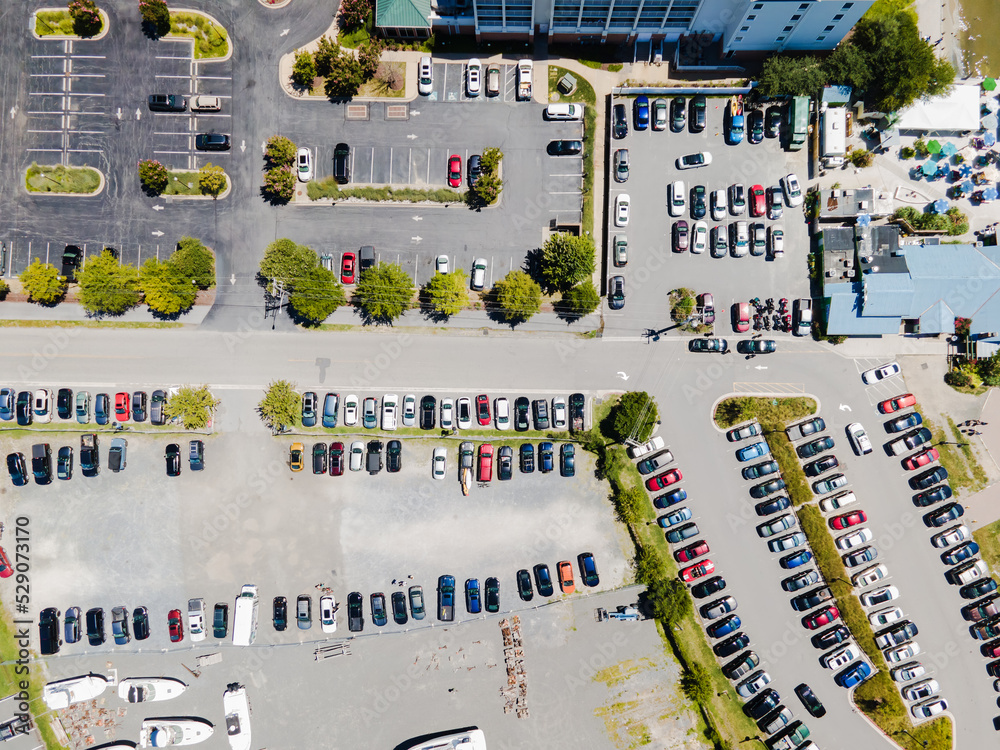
[894,729,928,748]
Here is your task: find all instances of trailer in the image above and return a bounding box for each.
[0,716,31,741]
[232,585,259,646]
[459,441,474,496]
[821,105,847,167]
[788,96,809,151]
[596,605,641,622]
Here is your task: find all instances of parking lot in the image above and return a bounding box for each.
[422,62,529,103]
[603,94,810,335]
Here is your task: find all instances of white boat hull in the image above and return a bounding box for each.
[118,678,187,704]
[43,674,109,710]
[222,685,251,750]
[139,719,214,747]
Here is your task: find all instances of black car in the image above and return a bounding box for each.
[467,154,482,187]
[689,338,728,353]
[86,607,105,646]
[925,501,964,527]
[62,245,83,282]
[348,591,364,632]
[744,689,780,720]
[498,445,513,480]
[7,452,27,487]
[569,393,585,430]
[57,446,73,480]
[560,444,575,477]
[765,106,782,138]
[690,95,706,132]
[213,603,228,638]
[334,143,351,184]
[742,460,778,481]
[794,683,826,718]
[485,577,500,613]
[366,439,383,475]
[713,632,749,658]
[579,552,600,587]
[755,495,791,516]
[16,391,32,426]
[31,444,52,485]
[133,606,150,641]
[148,94,187,111]
[371,593,388,626]
[310,442,327,474]
[612,103,628,139]
[391,591,408,624]
[419,396,436,430]
[690,575,726,599]
[165,443,181,476]
[519,443,535,473]
[56,388,73,419]
[534,564,554,597]
[195,133,231,151]
[150,389,167,425]
[804,455,839,477]
[273,596,288,631]
[912,466,948,490]
[797,437,834,459]
[811,624,849,650]
[748,109,764,144]
[750,478,785,499]
[132,391,147,422]
[670,96,686,132]
[690,185,706,219]
[517,569,534,601]
[189,440,205,471]
[514,397,530,431]
[742,339,776,354]
[547,140,583,156]
[962,578,998,599]
[791,587,833,612]
[39,608,61,655]
[533,399,549,430]
[386,440,402,473]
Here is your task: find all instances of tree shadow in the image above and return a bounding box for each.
[480,286,523,329]
[352,302,397,327]
[416,287,452,323]
[259,186,292,206]
[140,18,171,40]
[149,307,189,322]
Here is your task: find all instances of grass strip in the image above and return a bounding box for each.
[0,613,65,750]
[169,12,229,59]
[162,171,228,197]
[35,9,102,37]
[0,320,184,329]
[548,66,596,234]
[25,164,100,194]
[307,179,462,203]
[768,431,813,506]
[713,396,817,428]
[973,517,1000,576]
[947,416,989,488]
[924,416,985,495]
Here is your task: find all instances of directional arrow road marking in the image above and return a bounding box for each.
[151,230,164,237]
[135,108,141,120]
[617,372,629,380]
[280,28,290,36]
[152,205,164,211]
[412,236,422,243]
[230,274,236,285]
[240,140,246,153]
[406,134,418,140]
[839,403,852,411]
[754,365,768,370]
[412,216,423,221]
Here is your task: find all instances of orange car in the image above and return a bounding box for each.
[557,561,575,593]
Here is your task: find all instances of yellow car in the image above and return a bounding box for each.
[290,443,304,472]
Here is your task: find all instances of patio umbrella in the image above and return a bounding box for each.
[985,132,997,147]
[985,98,1000,113]
[942,142,958,156]
[960,163,974,177]
[938,161,950,174]
[922,160,938,176]
[933,198,949,212]
[962,180,975,192]
[984,187,999,201]
[982,113,999,130]
[984,77,998,91]
[856,214,872,227]
[927,139,942,154]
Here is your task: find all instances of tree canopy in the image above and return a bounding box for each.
[540,233,596,291]
[257,380,300,431]
[172,237,215,289]
[423,269,469,318]
[558,280,600,318]
[353,262,414,322]
[140,258,197,315]
[610,391,659,444]
[164,385,219,429]
[78,250,141,315]
[288,266,346,325]
[19,259,66,305]
[259,238,318,291]
[493,269,541,324]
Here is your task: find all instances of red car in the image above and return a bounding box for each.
[830,510,867,530]
[114,392,130,422]
[749,184,766,217]
[733,302,750,333]
[804,605,840,630]
[168,609,183,642]
[675,540,710,563]
[878,393,916,414]
[476,394,490,426]
[680,559,715,582]
[0,546,12,578]
[341,252,356,285]
[478,443,493,482]
[903,447,939,470]
[329,442,344,476]
[646,468,683,492]
[448,154,462,188]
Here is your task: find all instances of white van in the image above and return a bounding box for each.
[820,490,857,513]
[545,103,584,121]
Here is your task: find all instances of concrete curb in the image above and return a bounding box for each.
[24,165,105,197]
[257,0,292,7]
[30,8,111,41]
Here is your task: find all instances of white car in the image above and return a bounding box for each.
[853,564,888,587]
[711,189,726,220]
[494,398,510,430]
[676,152,712,169]
[692,221,708,254]
[436,255,449,273]
[381,394,398,431]
[432,447,447,479]
[471,258,487,291]
[902,679,939,702]
[343,394,358,426]
[931,524,970,548]
[320,595,337,633]
[911,699,947,718]
[861,585,899,607]
[782,173,804,206]
[735,670,770,698]
[466,58,482,96]
[891,662,925,682]
[836,528,873,550]
[768,226,784,258]
[417,56,433,96]
[886,641,921,663]
[615,194,630,226]
[869,607,905,627]
[552,397,567,428]
[440,398,454,430]
[847,422,873,455]
[822,643,858,670]
[630,436,664,459]
[402,394,416,427]
[33,389,52,423]
[349,441,364,471]
[188,599,206,642]
[296,147,312,182]
[668,180,685,217]
[457,397,472,430]
[729,183,746,215]
[862,362,901,384]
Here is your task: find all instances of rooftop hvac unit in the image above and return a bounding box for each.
[826,269,837,277]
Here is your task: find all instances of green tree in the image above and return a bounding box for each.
[646,576,692,626]
[171,237,215,289]
[358,37,384,79]
[757,54,825,97]
[611,485,644,525]
[163,385,219,429]
[324,53,365,99]
[140,258,197,315]
[257,379,300,431]
[314,35,340,77]
[288,266,347,325]
[19,259,66,305]
[265,135,297,167]
[714,397,755,427]
[0,279,9,301]
[471,172,502,204]
[423,269,469,317]
[680,664,712,704]
[262,165,295,202]
[610,391,659,444]
[68,0,102,35]
[821,44,871,92]
[198,162,226,197]
[354,262,414,322]
[138,159,169,194]
[978,351,1000,386]
[138,0,169,35]
[291,49,316,87]
[927,56,956,96]
[493,269,541,324]
[77,250,141,315]
[339,0,371,30]
[540,233,596,291]
[558,281,600,317]
[259,238,318,291]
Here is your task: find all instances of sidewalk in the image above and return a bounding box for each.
[0,302,211,325]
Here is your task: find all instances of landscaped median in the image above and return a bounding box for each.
[306,181,462,204]
[25,163,103,196]
[548,66,596,233]
[138,159,230,200]
[34,3,109,39]
[715,396,951,750]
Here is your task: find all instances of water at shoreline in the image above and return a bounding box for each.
[957,0,1000,77]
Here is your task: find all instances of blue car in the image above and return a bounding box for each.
[737,441,770,462]
[654,488,687,509]
[539,442,554,473]
[322,393,339,428]
[706,614,741,638]
[465,578,481,614]
[780,549,813,569]
[658,507,693,528]
[835,660,871,688]
[634,95,649,130]
[0,388,13,421]
[302,392,317,428]
[95,393,110,426]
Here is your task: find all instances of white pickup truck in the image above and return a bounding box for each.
[516,60,532,101]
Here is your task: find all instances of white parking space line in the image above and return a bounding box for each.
[66,148,102,153]
[156,55,192,59]
[196,76,232,81]
[155,74,195,79]
[152,150,193,155]
[69,55,105,59]
[26,148,63,153]
[26,129,64,133]
[154,131,196,136]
